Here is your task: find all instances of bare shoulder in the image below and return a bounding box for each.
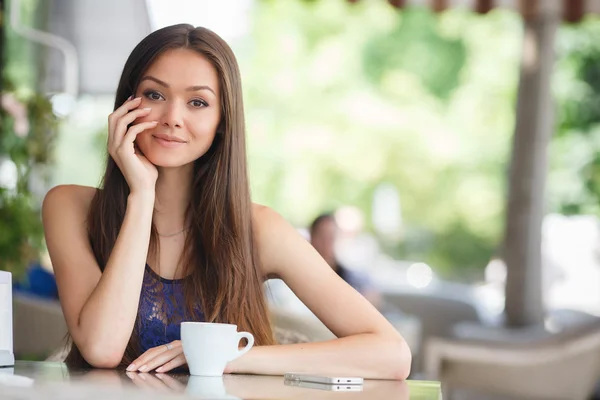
[251,203,296,243]
[251,203,286,231]
[42,184,97,218]
[44,184,97,205]
[251,203,306,277]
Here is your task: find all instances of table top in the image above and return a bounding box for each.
[1,361,442,399]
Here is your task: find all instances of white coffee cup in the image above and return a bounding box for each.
[181,322,254,376]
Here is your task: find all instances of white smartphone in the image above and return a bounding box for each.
[284,379,364,392]
[284,373,363,385]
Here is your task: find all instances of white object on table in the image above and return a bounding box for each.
[0,270,15,367]
[0,371,34,387]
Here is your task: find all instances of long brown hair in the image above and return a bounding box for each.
[65,24,275,367]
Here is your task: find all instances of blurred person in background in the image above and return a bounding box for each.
[310,212,417,355]
[310,213,383,308]
[42,24,411,378]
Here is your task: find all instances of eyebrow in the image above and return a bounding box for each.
[139,76,216,96]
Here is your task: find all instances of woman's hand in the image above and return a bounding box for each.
[126,340,186,373]
[108,96,159,194]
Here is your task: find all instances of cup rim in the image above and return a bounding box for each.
[181,322,238,328]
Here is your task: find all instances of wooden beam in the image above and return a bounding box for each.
[349,0,592,23]
[432,0,448,13]
[475,0,493,14]
[564,0,585,23]
[387,0,405,8]
[520,0,539,21]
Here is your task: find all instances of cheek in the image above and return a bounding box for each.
[187,116,219,139]
[135,109,160,124]
[133,130,154,150]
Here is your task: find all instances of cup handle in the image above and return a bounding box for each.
[229,331,254,362]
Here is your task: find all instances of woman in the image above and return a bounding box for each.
[42,24,411,378]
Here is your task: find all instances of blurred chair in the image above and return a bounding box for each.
[424,310,600,400]
[273,326,310,345]
[269,306,336,342]
[13,293,67,359]
[381,290,483,374]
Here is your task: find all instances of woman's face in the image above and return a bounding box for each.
[133,48,222,168]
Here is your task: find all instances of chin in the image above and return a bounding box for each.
[142,150,194,168]
[150,156,194,169]
[152,160,191,169]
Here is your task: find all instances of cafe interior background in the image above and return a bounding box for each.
[2,0,600,398]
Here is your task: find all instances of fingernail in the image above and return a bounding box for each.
[128,95,133,100]
[143,108,151,111]
[155,367,164,373]
[126,363,136,371]
[150,121,158,124]
[138,364,148,372]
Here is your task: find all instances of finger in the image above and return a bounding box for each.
[155,374,186,391]
[110,108,151,151]
[108,97,142,142]
[109,97,141,129]
[128,345,167,371]
[120,121,158,148]
[128,341,181,372]
[154,354,187,373]
[137,347,183,372]
[112,108,152,146]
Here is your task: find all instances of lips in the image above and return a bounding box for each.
[152,133,187,143]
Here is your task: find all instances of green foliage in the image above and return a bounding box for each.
[427,220,498,278]
[363,8,467,100]
[556,21,600,133]
[0,188,44,277]
[583,154,600,199]
[0,94,58,278]
[552,18,600,215]
[0,0,59,277]
[244,0,522,280]
[1,93,58,169]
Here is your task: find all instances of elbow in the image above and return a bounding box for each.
[81,343,125,369]
[73,320,127,368]
[395,340,412,380]
[383,336,412,380]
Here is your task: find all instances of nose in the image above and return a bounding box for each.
[160,100,183,129]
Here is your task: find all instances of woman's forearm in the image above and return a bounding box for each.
[76,191,155,367]
[227,334,412,380]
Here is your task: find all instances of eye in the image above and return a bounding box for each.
[189,99,208,108]
[143,90,164,101]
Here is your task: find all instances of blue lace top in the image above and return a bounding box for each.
[137,264,204,354]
